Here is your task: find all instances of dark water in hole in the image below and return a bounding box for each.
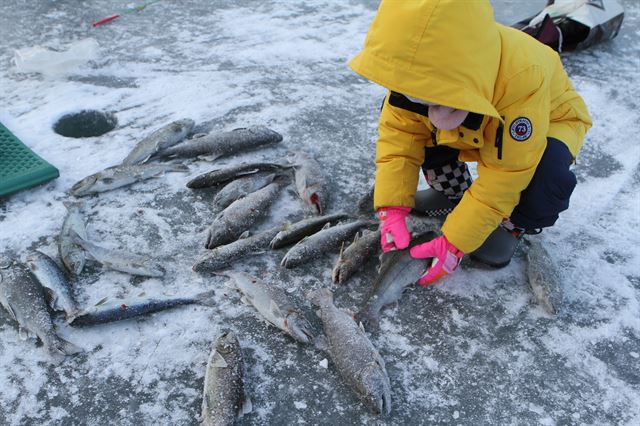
[53,110,117,138]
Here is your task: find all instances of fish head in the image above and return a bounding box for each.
[70,174,98,196]
[215,330,240,354]
[284,312,315,344]
[359,365,391,415]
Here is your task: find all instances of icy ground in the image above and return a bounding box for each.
[1,0,639,425]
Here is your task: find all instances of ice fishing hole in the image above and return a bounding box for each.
[53,110,117,138]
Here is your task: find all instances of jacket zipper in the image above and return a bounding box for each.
[431,128,438,146]
[495,118,504,160]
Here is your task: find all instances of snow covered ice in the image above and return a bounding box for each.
[1,0,639,425]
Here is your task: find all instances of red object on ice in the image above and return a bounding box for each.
[92,14,121,27]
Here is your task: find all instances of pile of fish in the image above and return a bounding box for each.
[2,117,567,422]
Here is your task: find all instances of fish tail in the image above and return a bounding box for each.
[47,335,83,362]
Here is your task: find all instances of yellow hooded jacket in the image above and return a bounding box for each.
[349,0,592,253]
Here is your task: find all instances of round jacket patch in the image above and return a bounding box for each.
[509,117,532,141]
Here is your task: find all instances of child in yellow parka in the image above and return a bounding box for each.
[349,0,592,285]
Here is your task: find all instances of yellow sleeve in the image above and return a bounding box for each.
[442,73,550,253]
[374,93,430,209]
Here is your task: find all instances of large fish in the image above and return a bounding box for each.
[26,250,81,323]
[121,118,194,165]
[159,125,282,160]
[71,163,189,197]
[187,162,288,189]
[308,288,391,415]
[332,229,381,285]
[71,232,165,277]
[58,201,88,275]
[0,261,81,361]
[355,232,437,330]
[293,152,329,215]
[213,173,277,210]
[193,226,284,273]
[221,271,315,344]
[280,220,373,269]
[201,331,252,426]
[269,212,350,250]
[526,238,563,316]
[205,181,283,249]
[70,290,215,326]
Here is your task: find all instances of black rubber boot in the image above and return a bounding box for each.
[469,226,523,268]
[412,188,457,217]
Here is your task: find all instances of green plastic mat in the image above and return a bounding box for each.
[0,122,59,197]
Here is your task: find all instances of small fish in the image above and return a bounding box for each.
[193,226,283,273]
[70,290,216,326]
[222,271,315,343]
[0,261,82,361]
[26,250,81,323]
[121,118,194,165]
[70,232,165,277]
[202,331,252,426]
[58,201,88,275]
[293,152,329,214]
[213,173,277,210]
[355,232,436,330]
[332,229,381,285]
[159,125,282,160]
[280,220,373,269]
[308,288,391,415]
[526,238,563,316]
[71,163,189,197]
[269,212,350,249]
[187,162,289,189]
[206,181,283,249]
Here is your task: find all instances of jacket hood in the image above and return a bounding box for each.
[349,0,502,119]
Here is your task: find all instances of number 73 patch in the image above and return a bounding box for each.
[509,117,532,142]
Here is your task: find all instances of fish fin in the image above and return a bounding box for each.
[354,309,379,331]
[240,296,251,306]
[56,336,83,355]
[331,263,341,284]
[313,334,329,352]
[338,241,345,260]
[94,296,109,306]
[195,290,216,307]
[239,394,253,417]
[191,132,208,139]
[65,309,82,324]
[269,300,284,319]
[211,350,228,368]
[1,300,17,321]
[238,231,250,239]
[358,321,366,333]
[321,222,331,230]
[315,309,322,317]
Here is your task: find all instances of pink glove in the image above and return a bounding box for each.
[409,235,463,285]
[377,206,411,252]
